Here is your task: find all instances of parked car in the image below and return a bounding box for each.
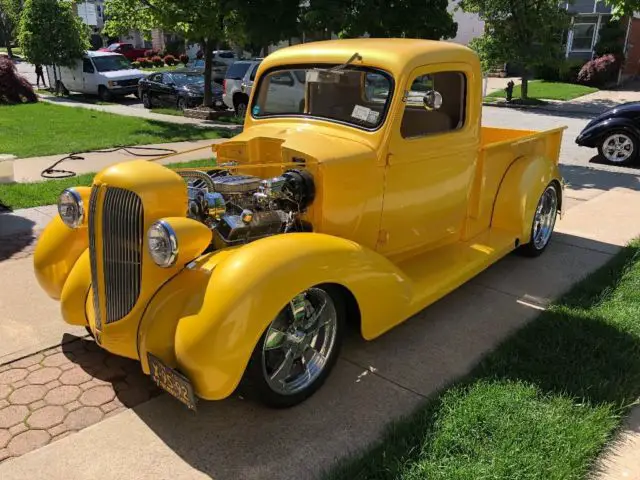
[98,43,146,61]
[222,59,261,115]
[212,50,238,66]
[575,102,640,165]
[48,51,145,101]
[187,59,228,83]
[34,39,565,411]
[138,70,225,110]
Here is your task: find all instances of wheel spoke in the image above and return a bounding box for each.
[270,350,295,384]
[264,327,287,351]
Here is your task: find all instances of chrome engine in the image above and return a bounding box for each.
[180,168,315,247]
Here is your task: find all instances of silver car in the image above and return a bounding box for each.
[188,59,228,83]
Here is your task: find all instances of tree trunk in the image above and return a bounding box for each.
[202,38,214,108]
[521,70,529,100]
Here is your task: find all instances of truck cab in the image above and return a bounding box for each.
[34,39,565,410]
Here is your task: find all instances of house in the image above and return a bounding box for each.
[563,0,640,81]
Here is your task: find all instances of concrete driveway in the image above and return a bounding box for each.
[1,108,640,477]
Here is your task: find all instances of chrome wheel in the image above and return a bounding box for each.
[532,185,558,250]
[261,288,338,396]
[602,133,634,163]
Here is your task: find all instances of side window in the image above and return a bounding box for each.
[83,58,95,74]
[271,72,294,87]
[249,64,259,81]
[149,73,161,82]
[162,73,173,85]
[400,71,466,139]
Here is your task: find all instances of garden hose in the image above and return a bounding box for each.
[40,145,179,179]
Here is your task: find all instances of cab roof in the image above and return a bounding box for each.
[262,38,479,77]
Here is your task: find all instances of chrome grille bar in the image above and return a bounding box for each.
[88,185,102,330]
[102,187,143,324]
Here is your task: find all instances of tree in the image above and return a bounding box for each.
[225,0,301,57]
[18,0,89,88]
[303,0,457,40]
[0,0,21,58]
[460,0,570,100]
[604,0,640,17]
[104,0,230,107]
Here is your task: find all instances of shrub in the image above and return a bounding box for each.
[536,63,561,82]
[559,59,586,83]
[144,49,158,58]
[136,57,152,68]
[577,54,619,87]
[595,19,626,61]
[131,61,140,68]
[164,39,183,56]
[163,54,177,66]
[179,54,189,66]
[151,55,164,67]
[0,56,38,104]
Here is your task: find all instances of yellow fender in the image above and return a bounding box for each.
[174,233,412,400]
[60,249,91,326]
[491,155,562,245]
[34,215,89,300]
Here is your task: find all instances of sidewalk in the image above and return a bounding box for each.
[39,95,242,130]
[1,182,639,478]
[8,138,225,183]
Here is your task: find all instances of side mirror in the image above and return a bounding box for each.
[423,90,443,111]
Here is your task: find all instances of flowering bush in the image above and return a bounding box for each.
[131,61,140,69]
[136,57,152,68]
[0,56,37,104]
[163,54,177,66]
[151,56,164,67]
[577,55,619,87]
[144,49,158,58]
[179,54,189,66]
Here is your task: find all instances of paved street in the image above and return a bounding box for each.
[1,106,640,477]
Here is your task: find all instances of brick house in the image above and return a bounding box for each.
[563,0,640,81]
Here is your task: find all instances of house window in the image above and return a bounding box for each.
[571,15,599,51]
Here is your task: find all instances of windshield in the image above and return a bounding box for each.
[92,55,132,72]
[251,66,392,129]
[226,62,252,79]
[171,73,204,86]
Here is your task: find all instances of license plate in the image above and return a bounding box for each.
[147,353,197,411]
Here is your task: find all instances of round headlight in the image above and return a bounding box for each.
[147,221,178,268]
[57,188,84,228]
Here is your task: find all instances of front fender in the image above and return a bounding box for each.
[577,118,640,147]
[33,215,89,300]
[491,155,562,245]
[174,233,412,400]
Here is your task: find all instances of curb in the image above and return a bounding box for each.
[483,100,605,117]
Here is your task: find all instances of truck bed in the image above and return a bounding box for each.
[463,126,566,240]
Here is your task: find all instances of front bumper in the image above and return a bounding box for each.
[108,85,139,96]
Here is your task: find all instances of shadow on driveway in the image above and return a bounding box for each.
[0,213,35,261]
[122,232,629,480]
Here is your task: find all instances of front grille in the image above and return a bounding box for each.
[119,79,140,87]
[88,186,144,328]
[88,186,101,330]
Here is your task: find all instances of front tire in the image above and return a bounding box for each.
[142,91,152,109]
[177,97,187,111]
[241,285,345,408]
[597,130,639,165]
[517,182,559,257]
[98,86,112,102]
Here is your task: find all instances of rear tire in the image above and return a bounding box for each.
[517,182,559,257]
[234,96,248,118]
[240,285,345,408]
[177,97,187,111]
[597,130,639,166]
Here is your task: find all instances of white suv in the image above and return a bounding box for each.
[222,60,262,116]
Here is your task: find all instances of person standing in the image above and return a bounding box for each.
[35,63,46,88]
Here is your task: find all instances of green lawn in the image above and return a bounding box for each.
[0,46,21,56]
[0,158,216,210]
[486,80,598,101]
[326,240,640,480]
[0,103,226,158]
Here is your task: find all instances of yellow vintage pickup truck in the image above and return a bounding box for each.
[34,39,565,409]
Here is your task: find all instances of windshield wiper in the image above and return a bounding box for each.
[330,52,362,71]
